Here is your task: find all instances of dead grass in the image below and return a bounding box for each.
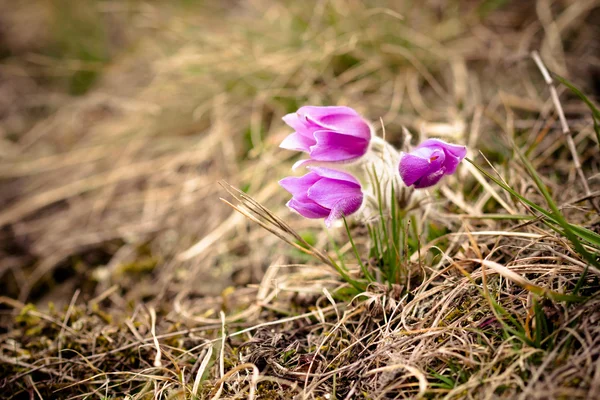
[1,0,600,398]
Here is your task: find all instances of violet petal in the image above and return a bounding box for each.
[282,113,315,138]
[298,106,370,140]
[413,169,445,188]
[309,130,369,161]
[280,132,315,153]
[398,149,445,187]
[307,178,362,209]
[279,173,321,199]
[324,195,363,227]
[287,198,330,219]
[297,106,358,121]
[419,139,467,174]
[420,139,467,158]
[307,167,360,184]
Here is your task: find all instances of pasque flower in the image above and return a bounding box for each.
[280,106,371,162]
[279,167,363,227]
[398,139,467,189]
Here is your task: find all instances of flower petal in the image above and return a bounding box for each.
[297,106,358,120]
[280,132,314,152]
[315,115,371,140]
[287,198,330,219]
[279,173,321,199]
[324,195,363,227]
[307,178,362,209]
[309,130,369,161]
[420,139,467,158]
[441,153,463,175]
[308,167,360,184]
[282,113,315,138]
[418,139,467,174]
[398,149,445,187]
[413,170,445,188]
[299,106,371,140]
[282,113,303,130]
[291,159,313,170]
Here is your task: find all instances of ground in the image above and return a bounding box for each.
[1,1,600,399]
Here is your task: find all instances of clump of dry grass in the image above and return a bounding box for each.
[1,0,600,398]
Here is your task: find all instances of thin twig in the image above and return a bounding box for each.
[531,50,600,213]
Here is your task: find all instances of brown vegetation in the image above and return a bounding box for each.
[1,1,600,398]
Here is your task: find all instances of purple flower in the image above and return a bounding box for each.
[280,106,371,162]
[398,139,467,189]
[279,167,363,227]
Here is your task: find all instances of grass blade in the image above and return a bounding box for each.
[553,74,600,147]
[512,146,600,270]
[466,159,600,251]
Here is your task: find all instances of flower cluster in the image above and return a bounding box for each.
[279,106,467,226]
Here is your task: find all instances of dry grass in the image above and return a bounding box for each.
[1,0,600,398]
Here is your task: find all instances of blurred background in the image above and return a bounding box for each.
[2,0,598,306]
[1,0,600,396]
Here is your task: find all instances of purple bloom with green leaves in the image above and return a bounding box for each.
[280,106,371,162]
[279,167,363,227]
[398,139,467,189]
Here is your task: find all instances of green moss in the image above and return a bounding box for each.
[15,304,41,327]
[477,0,510,17]
[91,304,113,324]
[118,257,158,275]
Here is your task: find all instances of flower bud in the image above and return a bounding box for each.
[398,139,467,189]
[280,106,371,162]
[279,167,363,227]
